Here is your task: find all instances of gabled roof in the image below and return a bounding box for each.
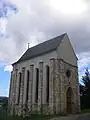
[13,33,66,65]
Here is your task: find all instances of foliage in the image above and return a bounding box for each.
[80,68,90,109]
[0,97,8,112]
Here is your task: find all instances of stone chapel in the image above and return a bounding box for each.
[8,33,80,116]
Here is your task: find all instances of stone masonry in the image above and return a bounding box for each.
[8,58,80,116]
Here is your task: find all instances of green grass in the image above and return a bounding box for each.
[0,109,53,120]
[81,109,90,114]
[0,113,51,120]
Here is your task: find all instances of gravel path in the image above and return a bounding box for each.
[50,113,90,120]
[76,114,90,120]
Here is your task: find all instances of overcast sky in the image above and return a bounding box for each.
[0,0,90,96]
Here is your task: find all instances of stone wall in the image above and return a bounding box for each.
[8,58,80,116]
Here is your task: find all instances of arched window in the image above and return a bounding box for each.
[35,68,39,103]
[26,70,30,103]
[46,65,49,103]
[18,72,22,104]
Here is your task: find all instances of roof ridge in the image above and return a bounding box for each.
[28,33,66,50]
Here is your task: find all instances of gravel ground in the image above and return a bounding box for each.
[50,113,90,120]
[76,114,90,120]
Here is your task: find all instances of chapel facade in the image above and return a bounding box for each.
[8,33,80,116]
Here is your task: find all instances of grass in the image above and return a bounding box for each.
[0,113,51,120]
[2,105,90,120]
[0,109,53,120]
[2,109,90,120]
[81,109,90,114]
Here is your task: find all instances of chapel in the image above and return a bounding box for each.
[8,33,80,115]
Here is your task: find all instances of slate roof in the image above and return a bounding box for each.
[13,33,66,65]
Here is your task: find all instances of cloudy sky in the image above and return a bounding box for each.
[0,0,90,96]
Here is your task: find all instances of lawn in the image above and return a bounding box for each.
[0,109,52,120]
[81,109,90,114]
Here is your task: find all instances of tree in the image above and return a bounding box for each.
[0,97,8,113]
[80,68,90,109]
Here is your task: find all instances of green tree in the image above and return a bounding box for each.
[80,68,90,109]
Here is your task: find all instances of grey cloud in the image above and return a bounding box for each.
[0,0,90,64]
